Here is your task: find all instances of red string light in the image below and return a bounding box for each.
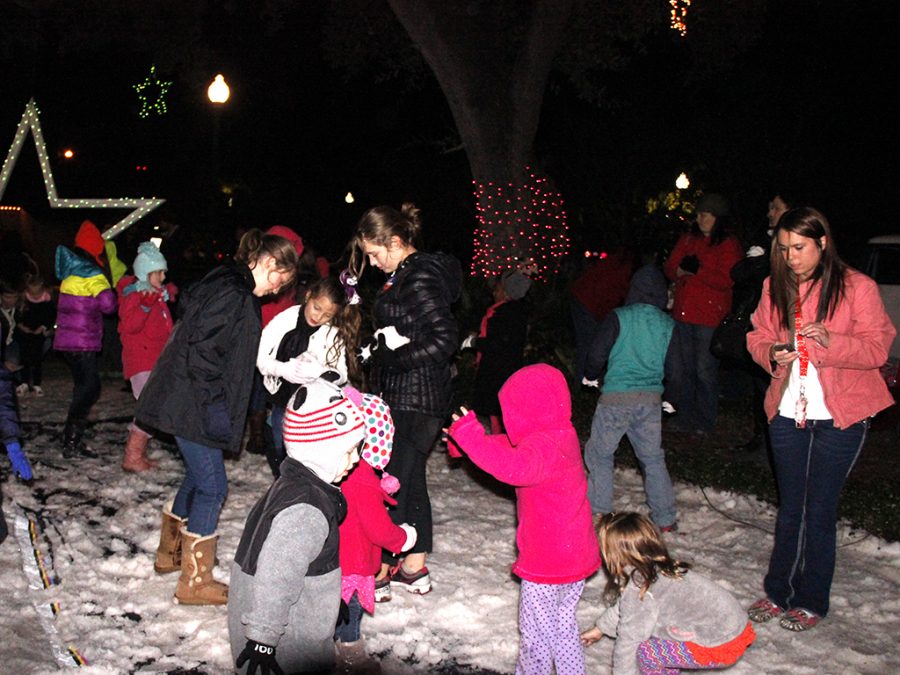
[470,166,569,281]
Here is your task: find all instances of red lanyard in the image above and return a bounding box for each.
[793,300,809,427]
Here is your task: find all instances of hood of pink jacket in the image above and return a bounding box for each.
[499,364,571,446]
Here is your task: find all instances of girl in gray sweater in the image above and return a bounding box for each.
[581,513,755,675]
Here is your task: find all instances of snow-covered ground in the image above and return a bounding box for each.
[2,362,899,674]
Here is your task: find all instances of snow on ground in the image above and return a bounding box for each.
[2,363,899,674]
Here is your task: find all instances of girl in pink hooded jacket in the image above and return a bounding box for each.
[448,363,601,675]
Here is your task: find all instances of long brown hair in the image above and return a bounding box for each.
[349,202,422,277]
[768,207,847,332]
[235,229,299,279]
[597,512,690,602]
[305,276,363,386]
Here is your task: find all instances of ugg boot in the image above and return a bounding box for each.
[154,502,187,574]
[335,638,380,674]
[122,427,158,472]
[245,409,268,455]
[174,528,228,605]
[62,418,97,459]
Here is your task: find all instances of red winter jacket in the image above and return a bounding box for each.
[570,249,634,321]
[664,233,743,327]
[338,461,408,576]
[449,364,600,584]
[116,275,178,380]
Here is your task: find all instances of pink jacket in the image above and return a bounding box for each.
[449,364,601,584]
[664,233,743,327]
[116,275,177,380]
[338,461,408,577]
[747,270,896,429]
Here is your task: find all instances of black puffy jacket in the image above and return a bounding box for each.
[371,251,462,417]
[136,264,261,452]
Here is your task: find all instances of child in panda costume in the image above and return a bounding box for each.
[228,377,396,674]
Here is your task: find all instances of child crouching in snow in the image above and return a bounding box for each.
[228,378,367,675]
[447,363,601,675]
[580,512,755,675]
[334,391,417,671]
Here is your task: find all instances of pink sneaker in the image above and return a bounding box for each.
[748,597,784,623]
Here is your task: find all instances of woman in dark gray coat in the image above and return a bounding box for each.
[136,229,297,606]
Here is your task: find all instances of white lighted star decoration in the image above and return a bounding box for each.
[0,99,164,239]
[134,64,172,118]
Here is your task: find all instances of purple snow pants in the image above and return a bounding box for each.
[516,579,586,675]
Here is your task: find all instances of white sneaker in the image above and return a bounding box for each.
[16,383,29,396]
[31,385,44,397]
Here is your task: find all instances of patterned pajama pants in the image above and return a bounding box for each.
[636,638,720,674]
[515,579,586,675]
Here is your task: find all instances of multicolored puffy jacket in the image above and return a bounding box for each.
[53,246,117,352]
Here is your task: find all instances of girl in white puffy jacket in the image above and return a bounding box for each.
[257,275,362,476]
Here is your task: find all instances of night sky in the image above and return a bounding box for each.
[1,1,899,271]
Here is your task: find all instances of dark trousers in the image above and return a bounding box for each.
[764,415,868,617]
[667,321,720,432]
[19,334,49,387]
[381,410,443,564]
[61,351,101,420]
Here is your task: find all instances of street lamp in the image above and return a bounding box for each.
[675,172,690,190]
[207,74,230,229]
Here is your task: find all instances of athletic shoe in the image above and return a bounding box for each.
[32,385,44,397]
[391,564,432,595]
[374,575,392,603]
[660,522,679,533]
[16,383,29,396]
[779,607,821,631]
[748,597,784,623]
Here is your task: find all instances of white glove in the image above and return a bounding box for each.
[376,326,411,350]
[461,334,476,350]
[581,376,600,389]
[399,523,418,552]
[276,354,323,384]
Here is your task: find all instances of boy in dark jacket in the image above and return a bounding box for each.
[582,263,678,531]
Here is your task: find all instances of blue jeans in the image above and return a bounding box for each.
[334,593,364,643]
[764,415,868,617]
[667,321,719,432]
[172,436,228,536]
[584,401,677,528]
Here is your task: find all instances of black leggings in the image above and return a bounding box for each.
[62,351,101,420]
[381,410,444,564]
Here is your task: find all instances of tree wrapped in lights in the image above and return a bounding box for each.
[471,167,569,281]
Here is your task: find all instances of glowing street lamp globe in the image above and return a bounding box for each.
[675,172,690,190]
[207,74,230,104]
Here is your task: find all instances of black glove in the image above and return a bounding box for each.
[336,599,350,627]
[679,254,700,274]
[203,401,232,443]
[236,639,284,675]
[372,333,402,368]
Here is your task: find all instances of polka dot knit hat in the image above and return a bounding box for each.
[359,393,394,470]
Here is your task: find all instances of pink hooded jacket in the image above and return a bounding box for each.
[747,270,895,429]
[449,364,601,584]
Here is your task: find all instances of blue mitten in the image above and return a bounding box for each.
[235,639,284,675]
[6,441,33,481]
[203,401,232,443]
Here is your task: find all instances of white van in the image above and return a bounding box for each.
[860,235,900,360]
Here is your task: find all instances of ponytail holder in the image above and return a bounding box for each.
[340,269,361,305]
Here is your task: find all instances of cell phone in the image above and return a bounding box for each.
[773,342,795,352]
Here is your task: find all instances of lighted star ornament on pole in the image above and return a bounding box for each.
[0,99,164,239]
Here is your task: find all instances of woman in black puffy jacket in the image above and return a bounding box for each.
[352,202,461,598]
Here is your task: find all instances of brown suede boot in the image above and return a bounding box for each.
[154,502,187,574]
[122,427,158,472]
[174,529,228,605]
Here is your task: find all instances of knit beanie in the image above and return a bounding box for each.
[695,193,730,217]
[133,241,168,283]
[501,270,532,301]
[283,379,365,482]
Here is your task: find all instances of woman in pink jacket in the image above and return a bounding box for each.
[746,207,895,632]
[448,364,601,675]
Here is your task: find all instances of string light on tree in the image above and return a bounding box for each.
[0,99,164,239]
[670,0,691,36]
[134,65,172,118]
[470,166,570,281]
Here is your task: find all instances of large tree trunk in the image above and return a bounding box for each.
[386,0,575,275]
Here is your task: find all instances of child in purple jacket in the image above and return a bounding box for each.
[447,364,601,675]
